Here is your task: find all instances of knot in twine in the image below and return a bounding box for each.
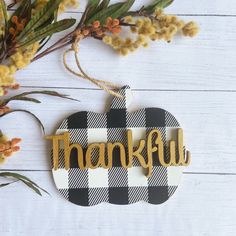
[63,35,124,99]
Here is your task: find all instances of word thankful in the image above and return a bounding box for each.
[46,129,190,177]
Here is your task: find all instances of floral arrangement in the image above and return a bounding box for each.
[0,0,198,194]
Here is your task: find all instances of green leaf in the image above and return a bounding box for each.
[111,0,135,18]
[0,109,45,134]
[86,0,101,19]
[12,97,41,103]
[0,181,18,188]
[88,0,101,5]
[0,172,49,196]
[18,18,76,48]
[83,0,111,25]
[20,180,42,196]
[17,0,63,41]
[0,0,8,36]
[144,0,174,14]
[38,6,60,51]
[86,2,123,24]
[156,0,174,8]
[98,0,110,10]
[0,31,5,57]
[0,90,78,107]
[87,0,135,24]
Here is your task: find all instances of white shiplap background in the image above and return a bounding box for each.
[1,1,236,235]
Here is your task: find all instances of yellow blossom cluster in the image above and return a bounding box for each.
[102,9,199,55]
[0,132,21,164]
[10,42,40,70]
[59,0,79,13]
[103,35,148,56]
[0,42,40,95]
[0,65,17,96]
[182,21,199,37]
[0,42,39,95]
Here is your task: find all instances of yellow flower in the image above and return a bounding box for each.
[182,21,199,37]
[0,133,8,143]
[0,42,39,95]
[102,9,199,56]
[0,154,5,164]
[102,35,112,45]
[154,8,163,17]
[0,65,16,96]
[59,0,79,13]
[124,38,132,46]
[10,42,40,70]
[123,16,134,24]
[119,47,129,56]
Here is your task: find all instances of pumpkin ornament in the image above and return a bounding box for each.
[46,86,190,206]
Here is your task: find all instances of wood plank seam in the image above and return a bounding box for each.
[20,86,236,92]
[1,169,236,176]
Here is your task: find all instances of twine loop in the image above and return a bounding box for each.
[63,35,123,99]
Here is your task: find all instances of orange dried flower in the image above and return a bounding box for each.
[0,144,6,152]
[11,146,20,152]
[0,133,22,162]
[82,29,90,36]
[105,17,113,26]
[104,17,121,35]
[112,19,120,27]
[1,83,20,96]
[0,106,11,115]
[11,83,20,90]
[96,29,104,37]
[9,16,27,38]
[93,20,100,29]
[111,26,121,34]
[11,16,18,24]
[11,138,22,146]
[3,150,13,157]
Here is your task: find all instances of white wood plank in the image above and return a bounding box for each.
[0,171,235,236]
[1,88,236,173]
[13,14,236,90]
[1,1,236,236]
[54,0,236,15]
[5,0,236,15]
[73,0,236,15]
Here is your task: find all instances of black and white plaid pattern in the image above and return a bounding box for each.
[52,86,183,206]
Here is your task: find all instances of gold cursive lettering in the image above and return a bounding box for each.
[46,128,190,177]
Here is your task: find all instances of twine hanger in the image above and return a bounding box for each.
[63,36,124,99]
